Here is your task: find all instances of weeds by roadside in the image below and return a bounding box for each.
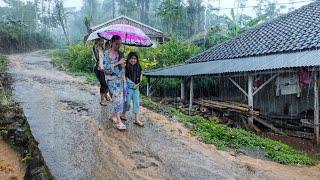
[141,95,316,166]
[49,49,97,84]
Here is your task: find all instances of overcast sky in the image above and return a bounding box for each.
[0,0,315,16]
[63,0,314,16]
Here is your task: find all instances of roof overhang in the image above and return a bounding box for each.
[143,49,320,77]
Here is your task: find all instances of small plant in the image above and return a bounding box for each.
[49,46,97,84]
[171,108,316,165]
[66,44,93,73]
[0,55,8,71]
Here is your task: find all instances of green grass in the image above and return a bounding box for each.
[49,50,67,70]
[49,50,97,84]
[171,108,316,165]
[141,95,161,111]
[0,54,8,71]
[0,55,12,106]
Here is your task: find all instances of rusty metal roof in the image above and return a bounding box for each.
[143,49,320,77]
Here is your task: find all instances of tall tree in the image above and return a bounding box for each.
[82,0,99,23]
[54,0,71,45]
[205,9,268,49]
[186,0,205,36]
[255,0,285,19]
[157,0,183,34]
[138,0,150,24]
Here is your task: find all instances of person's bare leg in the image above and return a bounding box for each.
[120,111,127,120]
[109,112,117,123]
[104,92,112,101]
[134,113,144,127]
[100,93,107,105]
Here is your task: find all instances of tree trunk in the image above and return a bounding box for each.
[112,0,115,18]
[144,0,149,24]
[169,21,173,35]
[56,1,71,45]
[34,0,39,29]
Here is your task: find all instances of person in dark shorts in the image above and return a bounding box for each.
[92,38,111,106]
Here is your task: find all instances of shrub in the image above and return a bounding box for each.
[66,44,93,73]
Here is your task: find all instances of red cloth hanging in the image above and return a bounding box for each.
[298,68,312,86]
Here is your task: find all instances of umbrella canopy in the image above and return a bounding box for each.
[86,31,100,42]
[97,24,153,47]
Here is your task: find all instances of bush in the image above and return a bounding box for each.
[66,44,93,73]
[124,38,200,70]
[0,55,8,71]
[50,40,200,92]
[124,39,201,95]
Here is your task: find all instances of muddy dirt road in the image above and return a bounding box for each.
[8,51,320,180]
[0,138,25,180]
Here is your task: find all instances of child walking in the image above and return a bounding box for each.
[121,52,144,127]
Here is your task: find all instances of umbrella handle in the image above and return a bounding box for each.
[124,33,127,53]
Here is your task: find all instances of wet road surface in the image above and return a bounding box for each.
[9,51,317,180]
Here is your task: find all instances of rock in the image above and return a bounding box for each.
[7,122,28,145]
[0,111,15,124]
[14,128,28,145]
[8,122,22,132]
[235,149,247,156]
[136,160,158,169]
[25,166,47,180]
[274,144,281,151]
[0,109,25,125]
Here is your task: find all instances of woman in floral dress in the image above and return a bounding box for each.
[103,35,127,130]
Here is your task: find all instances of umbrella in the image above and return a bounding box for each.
[97,24,153,47]
[86,30,100,42]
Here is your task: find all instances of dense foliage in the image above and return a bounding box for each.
[0,1,53,53]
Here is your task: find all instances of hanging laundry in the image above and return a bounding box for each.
[276,74,301,97]
[253,76,262,90]
[298,68,312,87]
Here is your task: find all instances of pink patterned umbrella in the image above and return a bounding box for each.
[98,24,153,47]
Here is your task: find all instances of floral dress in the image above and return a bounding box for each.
[103,50,127,116]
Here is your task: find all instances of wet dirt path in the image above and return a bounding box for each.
[0,138,25,180]
[8,51,320,180]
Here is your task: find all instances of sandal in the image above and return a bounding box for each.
[109,117,117,124]
[105,93,112,101]
[100,101,108,106]
[115,122,126,130]
[134,121,144,127]
[120,115,127,121]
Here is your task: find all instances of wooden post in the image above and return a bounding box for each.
[228,77,248,97]
[189,77,194,115]
[252,73,279,96]
[248,76,254,126]
[147,77,150,97]
[181,78,185,102]
[314,71,319,145]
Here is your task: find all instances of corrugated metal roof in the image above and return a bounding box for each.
[186,1,320,64]
[143,49,320,77]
